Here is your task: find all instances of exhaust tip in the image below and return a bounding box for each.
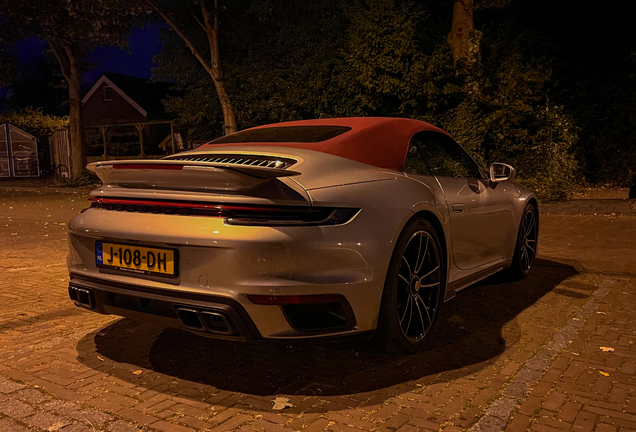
[176,308,205,331]
[68,285,94,309]
[175,307,237,335]
[200,311,235,335]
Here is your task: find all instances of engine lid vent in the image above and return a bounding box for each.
[165,154,297,170]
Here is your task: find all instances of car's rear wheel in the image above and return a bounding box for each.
[375,218,445,353]
[507,204,538,280]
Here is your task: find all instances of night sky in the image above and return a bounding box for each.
[0,23,164,102]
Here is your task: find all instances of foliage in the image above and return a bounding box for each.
[0,0,148,177]
[162,81,221,144]
[0,0,146,50]
[4,55,69,117]
[155,0,580,201]
[0,107,68,142]
[55,169,101,188]
[0,47,18,87]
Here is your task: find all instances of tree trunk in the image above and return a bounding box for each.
[149,0,238,135]
[210,71,237,135]
[202,0,237,135]
[447,0,479,66]
[66,44,85,177]
[47,40,86,177]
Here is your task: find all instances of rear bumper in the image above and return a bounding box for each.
[68,275,377,342]
[69,275,261,341]
[67,206,411,340]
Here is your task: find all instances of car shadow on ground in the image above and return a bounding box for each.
[76,258,578,410]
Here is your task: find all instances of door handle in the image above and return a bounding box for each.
[452,203,466,212]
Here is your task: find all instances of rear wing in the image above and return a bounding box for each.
[87,159,301,193]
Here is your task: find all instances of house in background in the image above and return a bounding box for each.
[80,73,180,162]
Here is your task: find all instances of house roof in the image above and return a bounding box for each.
[82,73,175,119]
[202,117,450,171]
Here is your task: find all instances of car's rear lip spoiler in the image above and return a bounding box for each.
[87,159,301,179]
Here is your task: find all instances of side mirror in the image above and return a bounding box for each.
[489,162,516,183]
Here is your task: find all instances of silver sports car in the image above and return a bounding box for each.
[67,117,538,353]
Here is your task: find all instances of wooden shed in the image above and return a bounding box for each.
[0,123,40,178]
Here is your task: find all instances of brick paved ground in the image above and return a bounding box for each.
[0,186,634,432]
[540,199,636,217]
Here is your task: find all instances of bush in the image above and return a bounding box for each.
[55,170,101,188]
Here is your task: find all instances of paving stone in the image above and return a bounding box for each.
[60,422,95,432]
[15,388,52,404]
[0,377,26,394]
[0,398,35,418]
[0,417,31,432]
[107,420,142,432]
[23,412,73,431]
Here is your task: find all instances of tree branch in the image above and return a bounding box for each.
[147,0,213,75]
[187,2,206,32]
[46,38,71,84]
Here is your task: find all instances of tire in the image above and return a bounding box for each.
[507,203,538,280]
[374,218,445,354]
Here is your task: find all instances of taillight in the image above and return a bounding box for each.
[88,197,359,227]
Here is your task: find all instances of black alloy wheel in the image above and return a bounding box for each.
[508,204,538,280]
[375,218,444,353]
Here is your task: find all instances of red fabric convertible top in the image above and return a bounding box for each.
[199,117,449,171]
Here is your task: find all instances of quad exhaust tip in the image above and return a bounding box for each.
[68,285,94,309]
[175,307,235,335]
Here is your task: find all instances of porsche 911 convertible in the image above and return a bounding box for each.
[67,117,538,353]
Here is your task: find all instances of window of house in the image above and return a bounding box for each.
[103,86,113,102]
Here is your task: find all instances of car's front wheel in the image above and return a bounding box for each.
[375,218,445,353]
[507,203,538,280]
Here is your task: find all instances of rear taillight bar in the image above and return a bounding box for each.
[88,197,359,227]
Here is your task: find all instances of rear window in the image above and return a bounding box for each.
[211,126,352,144]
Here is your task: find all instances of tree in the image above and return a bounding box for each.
[0,0,145,177]
[448,0,480,66]
[0,47,18,87]
[153,0,347,136]
[5,56,68,117]
[148,0,237,135]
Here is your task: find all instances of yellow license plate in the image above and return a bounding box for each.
[96,242,177,277]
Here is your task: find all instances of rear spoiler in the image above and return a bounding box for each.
[88,159,300,178]
[87,159,301,192]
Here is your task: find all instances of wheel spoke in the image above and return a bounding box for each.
[525,213,535,237]
[413,233,423,276]
[414,297,426,337]
[419,265,440,282]
[398,273,410,285]
[404,298,413,334]
[417,295,432,329]
[401,255,412,278]
[415,234,429,274]
[419,282,440,288]
[527,244,535,254]
[399,297,411,324]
